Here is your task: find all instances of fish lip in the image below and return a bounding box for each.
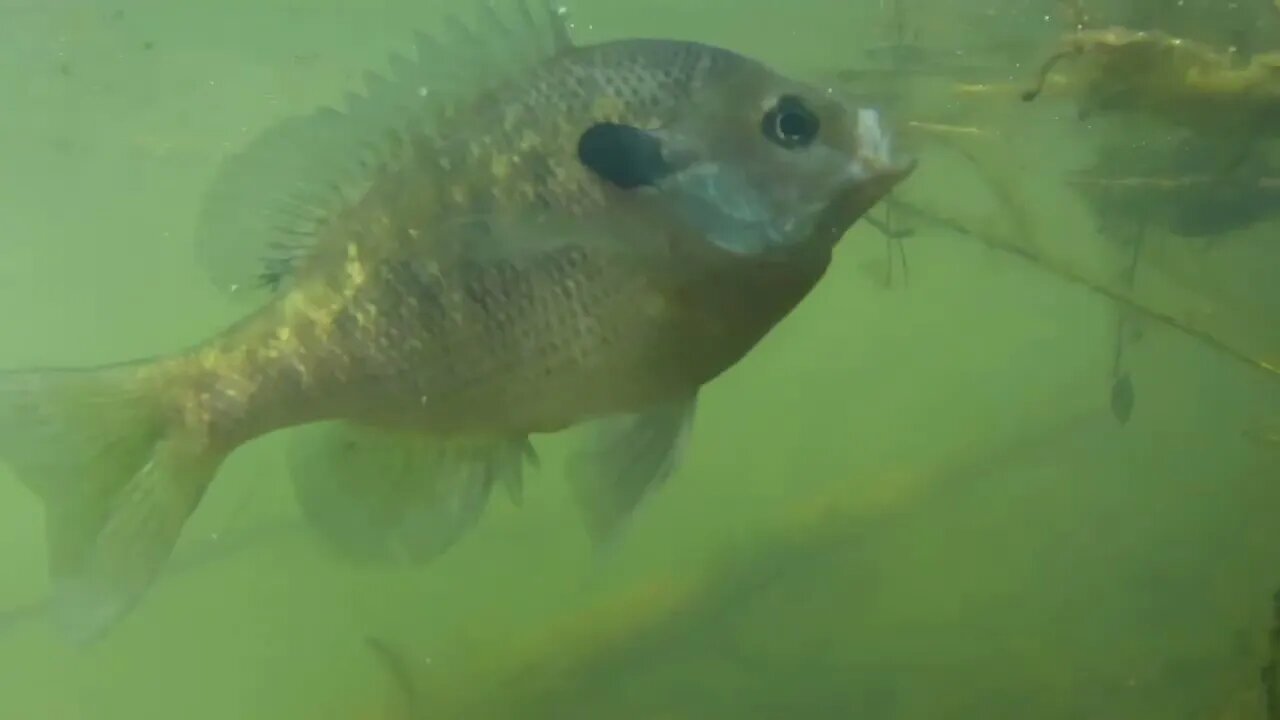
[810,108,916,244]
[850,107,918,183]
[857,108,893,166]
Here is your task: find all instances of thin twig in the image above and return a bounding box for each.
[892,198,1280,381]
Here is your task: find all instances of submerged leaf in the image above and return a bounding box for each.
[1109,372,1135,425]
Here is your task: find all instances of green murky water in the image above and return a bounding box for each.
[2,1,1279,718]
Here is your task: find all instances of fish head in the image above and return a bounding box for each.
[580,43,917,257]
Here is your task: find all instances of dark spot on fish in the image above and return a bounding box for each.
[577,122,672,190]
[762,95,820,149]
[142,41,155,51]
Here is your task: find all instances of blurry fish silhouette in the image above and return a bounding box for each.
[1071,133,1280,240]
[0,0,914,643]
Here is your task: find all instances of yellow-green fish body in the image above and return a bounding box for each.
[0,0,913,642]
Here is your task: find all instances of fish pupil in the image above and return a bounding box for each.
[762,95,819,149]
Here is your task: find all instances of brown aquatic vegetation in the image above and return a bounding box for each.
[950,24,1280,144]
[333,406,1107,719]
[829,15,1280,424]
[1018,26,1280,137]
[0,0,912,643]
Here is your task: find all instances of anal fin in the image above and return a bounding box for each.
[288,422,534,565]
[566,396,697,545]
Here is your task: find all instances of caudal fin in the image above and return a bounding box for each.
[0,363,220,644]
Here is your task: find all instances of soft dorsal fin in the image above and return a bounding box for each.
[193,0,574,299]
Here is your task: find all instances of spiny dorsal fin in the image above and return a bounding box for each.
[194,0,574,300]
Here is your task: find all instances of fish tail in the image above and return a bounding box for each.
[0,361,222,644]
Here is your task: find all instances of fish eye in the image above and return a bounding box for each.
[762,95,819,149]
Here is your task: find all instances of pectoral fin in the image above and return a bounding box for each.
[566,396,697,544]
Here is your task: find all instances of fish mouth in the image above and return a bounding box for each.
[851,107,917,185]
[821,107,917,241]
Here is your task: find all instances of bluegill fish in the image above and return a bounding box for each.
[0,0,914,643]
